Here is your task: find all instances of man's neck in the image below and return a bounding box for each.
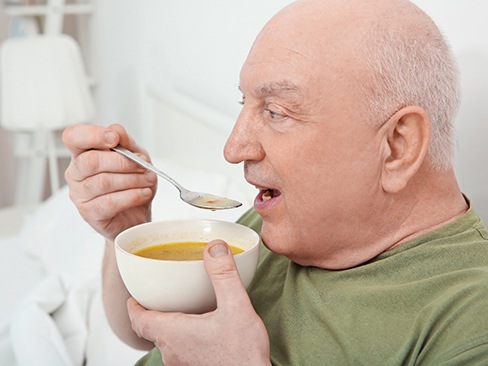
[384,167,468,251]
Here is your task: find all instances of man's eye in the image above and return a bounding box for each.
[265,109,285,120]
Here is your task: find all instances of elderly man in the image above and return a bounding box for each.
[63,0,488,364]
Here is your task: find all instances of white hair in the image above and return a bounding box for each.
[360,24,461,171]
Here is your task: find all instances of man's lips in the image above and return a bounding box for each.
[245,176,282,209]
[254,188,282,210]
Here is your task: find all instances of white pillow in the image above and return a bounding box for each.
[19,186,104,281]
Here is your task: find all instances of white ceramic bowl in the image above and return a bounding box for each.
[114,219,260,313]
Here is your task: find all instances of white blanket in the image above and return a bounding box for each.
[10,274,94,366]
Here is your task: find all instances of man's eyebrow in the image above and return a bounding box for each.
[256,80,300,96]
[237,80,301,97]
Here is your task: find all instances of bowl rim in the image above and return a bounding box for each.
[114,219,261,263]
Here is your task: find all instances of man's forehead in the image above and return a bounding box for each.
[239,44,312,89]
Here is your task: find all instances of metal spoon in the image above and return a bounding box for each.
[111,146,242,210]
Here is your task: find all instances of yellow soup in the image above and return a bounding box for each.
[133,241,244,261]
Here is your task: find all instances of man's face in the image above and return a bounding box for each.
[224,16,389,268]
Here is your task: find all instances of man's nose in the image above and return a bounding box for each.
[224,109,264,164]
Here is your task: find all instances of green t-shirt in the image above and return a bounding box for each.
[136,207,488,365]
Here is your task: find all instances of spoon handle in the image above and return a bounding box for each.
[110,146,186,193]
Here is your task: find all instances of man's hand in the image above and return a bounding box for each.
[63,123,157,241]
[127,240,271,366]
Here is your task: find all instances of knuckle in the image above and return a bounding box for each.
[96,173,113,192]
[90,193,112,215]
[76,150,101,176]
[80,176,97,196]
[64,163,74,183]
[91,195,112,219]
[75,191,111,221]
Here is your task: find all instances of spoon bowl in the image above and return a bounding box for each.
[111,146,242,210]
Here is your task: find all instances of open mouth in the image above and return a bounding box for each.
[260,188,281,201]
[249,177,283,210]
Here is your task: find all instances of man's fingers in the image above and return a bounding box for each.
[76,186,154,221]
[127,297,183,347]
[72,170,155,200]
[127,298,161,342]
[63,123,147,156]
[107,124,139,152]
[66,149,152,181]
[63,124,120,157]
[204,240,251,310]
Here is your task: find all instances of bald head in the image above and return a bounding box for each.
[268,0,438,38]
[247,0,460,170]
[257,0,437,53]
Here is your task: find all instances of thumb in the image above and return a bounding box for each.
[204,240,250,309]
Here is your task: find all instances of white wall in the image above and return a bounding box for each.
[89,0,293,143]
[0,11,16,207]
[90,0,488,219]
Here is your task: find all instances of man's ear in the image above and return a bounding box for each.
[381,106,431,193]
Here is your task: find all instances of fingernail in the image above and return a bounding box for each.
[209,242,229,258]
[104,131,117,145]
